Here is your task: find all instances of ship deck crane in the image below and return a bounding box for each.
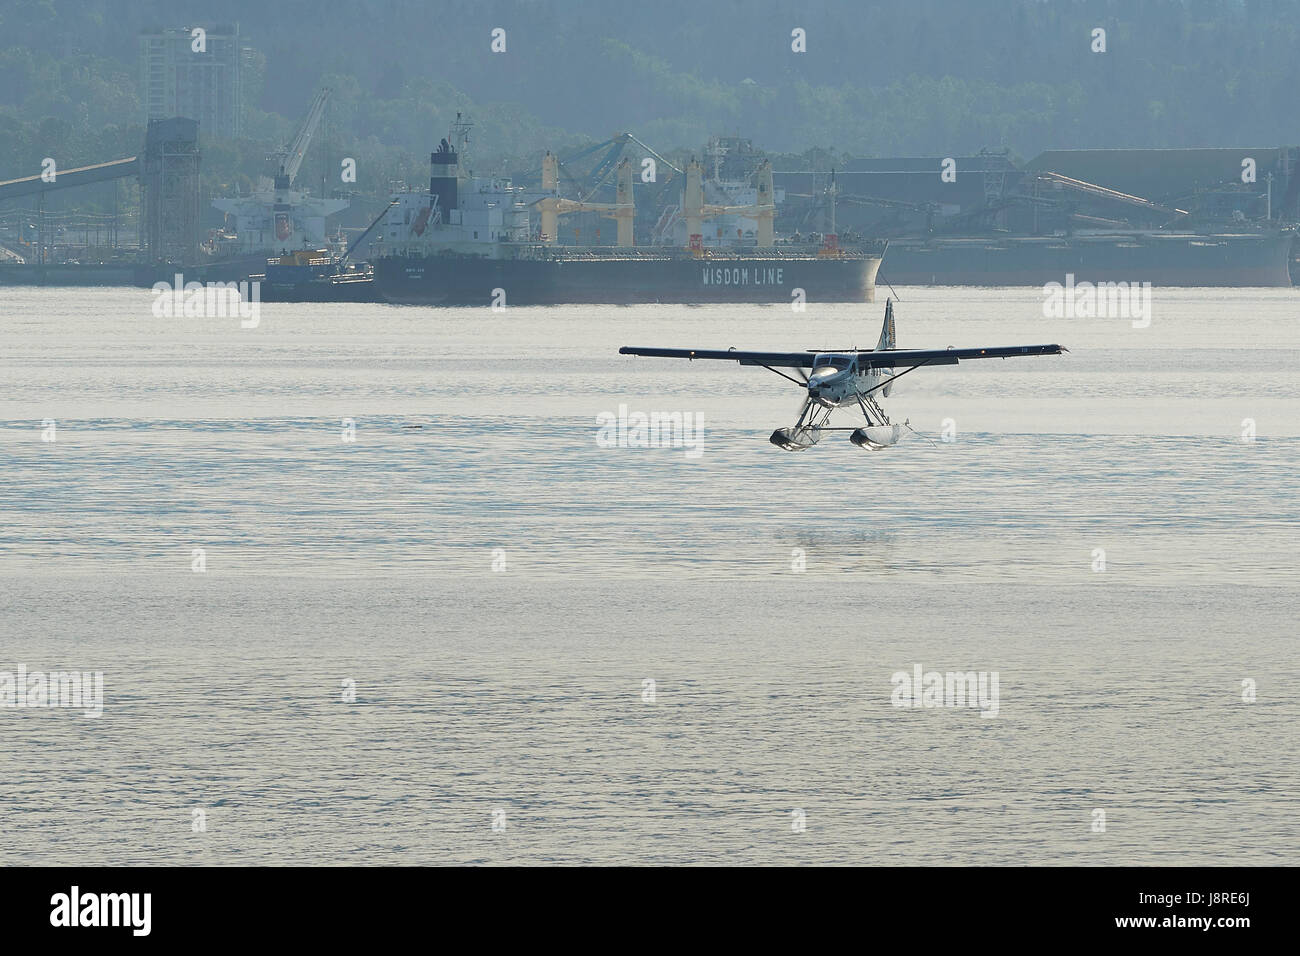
[272,87,331,189]
[537,152,635,245]
[530,133,682,246]
[682,158,777,248]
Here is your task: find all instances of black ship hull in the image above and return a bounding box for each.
[373,252,882,305]
[878,233,1295,287]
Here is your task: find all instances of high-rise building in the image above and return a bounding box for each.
[139,24,243,139]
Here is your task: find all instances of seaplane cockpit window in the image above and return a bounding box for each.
[814,355,853,371]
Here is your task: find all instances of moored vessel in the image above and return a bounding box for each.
[369,120,884,306]
[249,248,380,302]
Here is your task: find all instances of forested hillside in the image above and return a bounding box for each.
[1,0,1296,202]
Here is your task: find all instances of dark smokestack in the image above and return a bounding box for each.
[430,137,458,215]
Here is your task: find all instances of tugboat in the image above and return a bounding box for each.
[249,248,380,303]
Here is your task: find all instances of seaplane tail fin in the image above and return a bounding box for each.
[876,298,897,352]
[877,299,897,396]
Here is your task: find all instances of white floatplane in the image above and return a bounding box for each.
[620,300,1065,450]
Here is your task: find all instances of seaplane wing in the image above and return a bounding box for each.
[617,347,815,367]
[618,344,1064,368]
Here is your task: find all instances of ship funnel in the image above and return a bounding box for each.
[430,137,459,216]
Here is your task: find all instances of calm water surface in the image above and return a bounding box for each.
[0,286,1296,864]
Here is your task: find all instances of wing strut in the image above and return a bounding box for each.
[758,363,809,387]
[861,358,936,397]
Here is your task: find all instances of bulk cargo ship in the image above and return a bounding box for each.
[370,123,884,306]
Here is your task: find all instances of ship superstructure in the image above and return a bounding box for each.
[376,133,533,258]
